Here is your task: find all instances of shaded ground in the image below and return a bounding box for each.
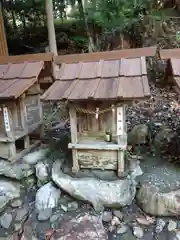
[137,154,180,192]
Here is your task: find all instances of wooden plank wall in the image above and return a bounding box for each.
[0,8,8,56]
[77,102,116,136]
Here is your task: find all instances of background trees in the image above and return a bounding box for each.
[1,0,179,55]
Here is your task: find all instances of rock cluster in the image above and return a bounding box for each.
[0,148,143,239]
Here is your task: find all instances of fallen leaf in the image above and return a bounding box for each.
[45,229,56,240]
[136,216,155,225]
[111,216,121,226]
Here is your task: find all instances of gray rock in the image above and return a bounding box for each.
[50,212,62,223]
[61,204,67,212]
[117,224,129,234]
[118,230,137,240]
[52,161,142,211]
[23,149,48,165]
[11,199,23,208]
[154,127,175,152]
[128,124,148,145]
[23,176,37,190]
[67,201,78,211]
[0,213,12,229]
[168,220,177,231]
[113,210,123,220]
[133,226,144,239]
[102,211,113,222]
[14,222,22,231]
[35,162,49,186]
[35,182,61,211]
[0,233,20,239]
[154,122,162,127]
[15,206,29,221]
[0,160,33,180]
[38,208,52,221]
[21,222,38,240]
[175,232,180,240]
[92,170,118,181]
[155,218,166,233]
[177,220,180,229]
[0,180,21,213]
[136,184,180,216]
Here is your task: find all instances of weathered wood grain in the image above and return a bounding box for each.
[78,149,117,170]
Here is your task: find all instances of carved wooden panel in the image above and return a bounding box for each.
[78,149,117,170]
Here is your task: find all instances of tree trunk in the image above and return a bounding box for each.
[77,0,95,52]
[45,0,58,78]
[45,0,58,55]
[20,12,26,30]
[0,1,8,56]
[10,0,17,30]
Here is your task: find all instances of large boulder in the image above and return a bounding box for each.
[0,180,21,213]
[136,184,180,216]
[52,161,143,211]
[35,182,61,211]
[35,162,49,187]
[0,160,34,180]
[154,127,175,153]
[23,149,48,165]
[136,156,180,216]
[128,124,149,146]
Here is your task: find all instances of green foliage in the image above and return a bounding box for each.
[2,0,180,54]
[88,0,150,32]
[70,36,88,45]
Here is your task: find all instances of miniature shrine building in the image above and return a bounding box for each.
[0,53,54,91]
[160,48,180,94]
[43,47,156,176]
[0,60,45,161]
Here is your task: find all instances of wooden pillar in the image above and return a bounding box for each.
[3,106,16,157]
[19,94,30,149]
[12,102,19,128]
[38,92,44,138]
[116,105,126,177]
[69,105,79,173]
[0,2,8,56]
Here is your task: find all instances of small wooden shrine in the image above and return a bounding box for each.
[0,60,46,161]
[160,48,180,94]
[0,53,54,91]
[43,47,156,176]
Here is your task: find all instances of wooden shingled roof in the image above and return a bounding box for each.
[0,53,53,64]
[42,56,151,101]
[160,48,180,60]
[54,47,157,64]
[0,61,44,99]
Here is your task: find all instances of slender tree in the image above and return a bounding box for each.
[45,0,59,78]
[45,0,58,55]
[0,1,8,56]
